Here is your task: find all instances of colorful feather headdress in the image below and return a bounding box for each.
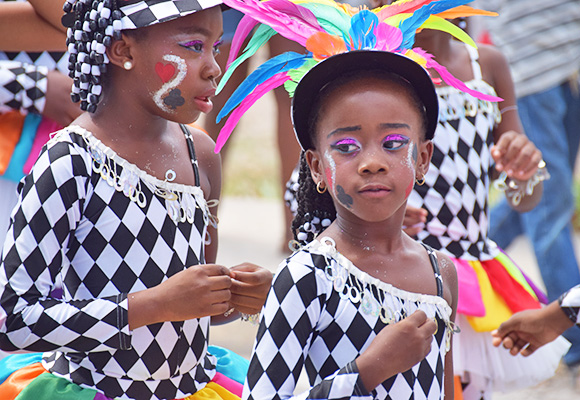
[213,0,500,153]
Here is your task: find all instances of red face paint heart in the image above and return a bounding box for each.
[155,62,176,83]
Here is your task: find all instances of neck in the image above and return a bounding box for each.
[331,211,406,254]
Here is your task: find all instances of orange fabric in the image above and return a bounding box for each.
[0,362,47,400]
[453,375,464,400]
[0,111,26,174]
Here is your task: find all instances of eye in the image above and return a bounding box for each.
[330,138,360,154]
[213,40,223,56]
[382,134,410,151]
[180,40,204,53]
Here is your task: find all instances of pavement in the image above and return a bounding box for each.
[210,196,580,399]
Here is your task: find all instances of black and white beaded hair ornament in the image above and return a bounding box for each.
[62,0,222,113]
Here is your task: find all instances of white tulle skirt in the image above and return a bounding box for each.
[453,314,571,393]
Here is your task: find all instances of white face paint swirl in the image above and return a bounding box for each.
[324,150,337,193]
[153,54,187,114]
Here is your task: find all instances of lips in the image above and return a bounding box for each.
[359,183,391,198]
[194,89,215,113]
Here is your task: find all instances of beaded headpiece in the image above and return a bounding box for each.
[62,0,222,113]
[214,0,501,152]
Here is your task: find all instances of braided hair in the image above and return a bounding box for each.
[62,0,123,113]
[291,151,336,247]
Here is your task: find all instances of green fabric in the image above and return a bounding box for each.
[15,373,97,400]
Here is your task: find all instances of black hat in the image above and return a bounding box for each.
[291,50,439,150]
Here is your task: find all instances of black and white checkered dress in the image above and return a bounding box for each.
[0,125,218,400]
[407,45,501,262]
[243,238,453,400]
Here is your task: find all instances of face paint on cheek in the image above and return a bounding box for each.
[153,54,187,113]
[404,142,417,199]
[324,151,336,193]
[336,185,353,208]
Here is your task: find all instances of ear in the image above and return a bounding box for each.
[416,139,433,178]
[305,148,325,186]
[106,34,135,69]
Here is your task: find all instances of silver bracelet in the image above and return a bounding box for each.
[241,313,260,325]
[493,160,550,206]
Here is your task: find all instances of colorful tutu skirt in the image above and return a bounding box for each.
[0,345,247,400]
[451,250,571,392]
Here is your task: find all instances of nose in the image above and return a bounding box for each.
[204,53,222,82]
[358,149,388,175]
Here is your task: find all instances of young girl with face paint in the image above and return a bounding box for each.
[0,1,272,400]
[236,51,459,400]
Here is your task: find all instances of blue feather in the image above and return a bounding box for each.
[398,0,470,49]
[346,10,378,50]
[217,52,309,123]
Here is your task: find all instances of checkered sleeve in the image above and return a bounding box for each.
[0,138,132,353]
[0,60,48,115]
[243,252,371,400]
[559,285,580,326]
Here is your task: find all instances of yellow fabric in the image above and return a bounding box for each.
[465,261,512,332]
[0,111,26,174]
[184,382,240,400]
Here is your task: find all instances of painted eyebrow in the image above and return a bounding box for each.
[327,126,361,138]
[379,123,411,130]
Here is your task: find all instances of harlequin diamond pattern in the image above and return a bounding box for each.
[409,89,499,261]
[244,246,450,400]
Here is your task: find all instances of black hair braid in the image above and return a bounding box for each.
[63,0,123,113]
[291,151,336,247]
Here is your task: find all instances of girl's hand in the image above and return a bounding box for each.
[129,264,232,330]
[356,310,437,391]
[403,205,427,236]
[491,130,542,181]
[229,263,273,315]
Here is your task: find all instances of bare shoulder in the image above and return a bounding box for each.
[476,43,511,86]
[433,250,458,312]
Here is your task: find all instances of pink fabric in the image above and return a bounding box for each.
[453,258,485,316]
[23,117,61,174]
[211,372,243,397]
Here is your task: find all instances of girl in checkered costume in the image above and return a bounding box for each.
[243,53,460,399]
[0,1,272,399]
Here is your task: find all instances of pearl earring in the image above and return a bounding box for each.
[123,60,133,70]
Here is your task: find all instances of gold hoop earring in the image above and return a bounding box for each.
[316,181,327,194]
[416,174,426,186]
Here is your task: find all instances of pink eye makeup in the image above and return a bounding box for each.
[180,40,204,52]
[382,134,410,150]
[330,138,360,153]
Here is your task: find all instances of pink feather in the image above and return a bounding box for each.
[374,22,403,51]
[413,48,503,102]
[223,0,321,47]
[227,15,260,68]
[215,72,292,153]
[376,0,434,21]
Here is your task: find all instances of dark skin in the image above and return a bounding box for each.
[306,76,458,397]
[71,7,272,330]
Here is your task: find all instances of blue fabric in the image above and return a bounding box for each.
[0,353,43,384]
[489,78,580,365]
[208,345,249,385]
[222,9,244,43]
[3,113,42,182]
